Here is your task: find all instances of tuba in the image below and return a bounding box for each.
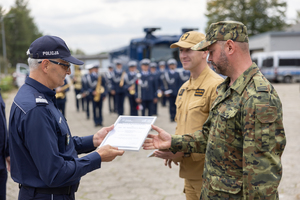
[94,75,105,102]
[55,84,70,99]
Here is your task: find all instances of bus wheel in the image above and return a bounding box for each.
[284,76,292,83]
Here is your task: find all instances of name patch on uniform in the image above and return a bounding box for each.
[178,89,185,96]
[194,89,205,96]
[34,93,48,104]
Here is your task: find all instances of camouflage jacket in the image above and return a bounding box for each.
[170,63,286,199]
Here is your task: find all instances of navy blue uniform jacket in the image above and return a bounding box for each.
[9,77,101,188]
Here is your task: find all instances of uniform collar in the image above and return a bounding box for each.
[25,77,56,100]
[217,63,259,95]
[186,66,210,90]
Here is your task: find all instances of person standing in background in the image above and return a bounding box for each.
[0,89,10,200]
[165,58,181,122]
[125,60,139,116]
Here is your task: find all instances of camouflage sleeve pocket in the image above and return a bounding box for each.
[210,175,242,195]
[255,104,277,151]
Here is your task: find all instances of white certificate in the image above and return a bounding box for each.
[99,115,157,151]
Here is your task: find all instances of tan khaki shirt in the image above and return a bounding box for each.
[175,66,224,179]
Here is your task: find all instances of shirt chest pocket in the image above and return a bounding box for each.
[56,121,71,153]
[218,107,239,144]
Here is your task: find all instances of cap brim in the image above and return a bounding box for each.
[61,55,84,65]
[191,40,217,51]
[170,41,195,49]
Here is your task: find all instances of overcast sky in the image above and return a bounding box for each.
[2,0,300,55]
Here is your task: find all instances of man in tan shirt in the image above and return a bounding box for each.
[153,31,223,200]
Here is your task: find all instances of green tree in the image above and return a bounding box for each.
[0,0,42,67]
[205,0,288,36]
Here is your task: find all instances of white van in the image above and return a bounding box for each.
[252,51,300,83]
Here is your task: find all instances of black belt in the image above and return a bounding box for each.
[20,183,79,195]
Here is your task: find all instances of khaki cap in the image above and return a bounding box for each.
[191,21,249,51]
[170,31,205,49]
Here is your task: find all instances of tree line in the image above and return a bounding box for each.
[0,0,299,70]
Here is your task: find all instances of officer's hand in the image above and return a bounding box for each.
[164,159,179,168]
[135,98,142,103]
[97,145,124,162]
[93,125,114,147]
[143,125,171,150]
[110,90,116,95]
[153,98,158,103]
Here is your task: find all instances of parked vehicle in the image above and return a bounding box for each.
[251,51,300,83]
[109,27,198,69]
[12,63,29,88]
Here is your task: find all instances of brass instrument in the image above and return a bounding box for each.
[55,84,70,99]
[94,75,105,102]
[129,84,135,95]
[73,70,82,90]
[119,71,126,87]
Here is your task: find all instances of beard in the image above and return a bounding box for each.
[211,50,230,76]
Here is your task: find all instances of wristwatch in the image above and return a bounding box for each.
[183,153,191,157]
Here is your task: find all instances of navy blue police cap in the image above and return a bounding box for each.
[27,35,84,65]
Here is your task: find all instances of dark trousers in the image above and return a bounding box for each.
[162,95,167,107]
[86,98,91,119]
[74,89,84,111]
[142,100,154,116]
[56,98,66,117]
[108,93,115,113]
[168,96,177,121]
[92,98,103,126]
[128,95,138,116]
[18,186,76,200]
[0,156,7,200]
[115,93,125,115]
[153,101,157,115]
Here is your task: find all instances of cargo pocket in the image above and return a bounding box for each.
[210,175,242,195]
[255,104,277,151]
[218,107,238,144]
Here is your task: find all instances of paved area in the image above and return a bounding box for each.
[4,83,300,200]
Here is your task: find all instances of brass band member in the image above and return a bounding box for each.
[125,60,139,116]
[55,78,69,117]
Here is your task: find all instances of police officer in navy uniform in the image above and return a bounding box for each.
[124,61,139,116]
[105,64,116,113]
[55,78,70,117]
[0,89,10,200]
[158,61,167,107]
[72,65,84,112]
[86,64,107,127]
[165,58,181,121]
[9,35,124,200]
[135,59,158,116]
[110,60,126,115]
[150,62,159,115]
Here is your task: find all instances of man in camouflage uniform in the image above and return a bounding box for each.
[144,21,286,199]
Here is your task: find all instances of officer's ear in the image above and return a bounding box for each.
[40,59,50,73]
[202,50,209,59]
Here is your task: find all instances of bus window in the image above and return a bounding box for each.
[262,58,273,67]
[279,59,300,67]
